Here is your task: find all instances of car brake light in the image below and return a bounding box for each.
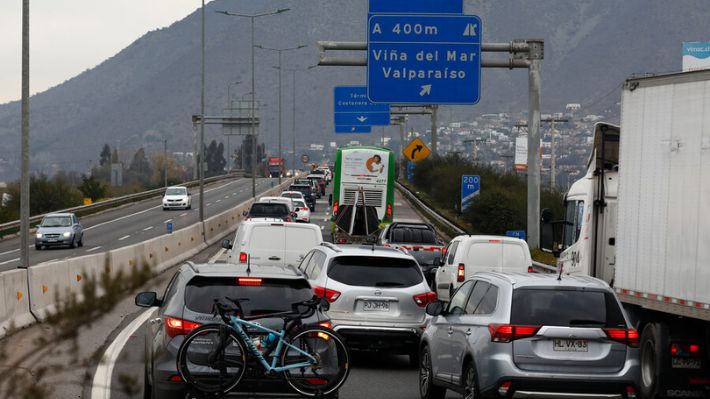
[413,292,437,307]
[169,374,184,382]
[317,321,332,329]
[239,252,248,263]
[457,264,465,282]
[604,328,639,348]
[165,317,201,338]
[332,201,338,216]
[689,344,700,354]
[238,277,262,286]
[386,203,393,219]
[625,385,637,399]
[498,381,512,396]
[488,239,502,243]
[488,324,540,343]
[671,343,702,357]
[313,286,341,302]
[527,266,534,273]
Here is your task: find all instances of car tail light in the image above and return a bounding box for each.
[457,264,465,282]
[488,324,540,343]
[527,266,534,273]
[317,320,332,329]
[169,375,184,383]
[498,381,512,396]
[165,317,202,338]
[238,277,262,286]
[332,201,339,216]
[604,328,640,348]
[671,343,702,357]
[625,385,637,399]
[313,286,341,302]
[239,252,248,263]
[386,203,393,219]
[413,292,437,307]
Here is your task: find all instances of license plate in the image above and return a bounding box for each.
[48,239,58,242]
[362,300,390,312]
[672,357,701,369]
[553,339,588,352]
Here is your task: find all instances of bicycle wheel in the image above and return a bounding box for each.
[280,326,350,396]
[176,324,247,394]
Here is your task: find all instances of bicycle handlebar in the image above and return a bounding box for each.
[213,295,323,324]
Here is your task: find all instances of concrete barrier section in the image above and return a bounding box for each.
[28,261,72,321]
[0,269,34,337]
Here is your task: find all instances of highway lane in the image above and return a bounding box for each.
[0,177,276,272]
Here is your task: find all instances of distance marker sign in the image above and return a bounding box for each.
[367,14,481,104]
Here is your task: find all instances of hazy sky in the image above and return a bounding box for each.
[0,1,205,105]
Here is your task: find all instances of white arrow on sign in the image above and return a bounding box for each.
[356,116,368,123]
[463,23,477,37]
[419,85,432,96]
[351,127,356,132]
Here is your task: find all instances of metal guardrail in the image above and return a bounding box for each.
[0,172,245,236]
[396,181,557,274]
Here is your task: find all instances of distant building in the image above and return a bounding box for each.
[566,103,581,112]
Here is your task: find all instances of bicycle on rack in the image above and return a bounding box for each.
[176,295,350,398]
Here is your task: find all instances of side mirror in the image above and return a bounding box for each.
[328,194,333,206]
[135,292,160,308]
[188,192,192,196]
[242,210,249,217]
[221,239,232,250]
[318,297,330,312]
[426,300,445,317]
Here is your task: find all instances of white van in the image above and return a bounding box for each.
[222,221,323,267]
[434,235,532,301]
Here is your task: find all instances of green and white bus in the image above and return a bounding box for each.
[332,145,396,224]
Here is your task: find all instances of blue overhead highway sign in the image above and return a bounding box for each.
[334,86,390,127]
[461,175,480,212]
[335,125,372,134]
[367,14,481,104]
[369,0,463,15]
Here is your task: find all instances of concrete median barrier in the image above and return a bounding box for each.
[0,269,34,337]
[28,261,73,321]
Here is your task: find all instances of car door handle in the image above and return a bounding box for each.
[268,256,281,261]
[447,327,454,335]
[465,328,472,336]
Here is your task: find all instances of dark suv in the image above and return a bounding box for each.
[289,184,316,211]
[378,223,445,287]
[136,262,330,399]
[245,202,292,222]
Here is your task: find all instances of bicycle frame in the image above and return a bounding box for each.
[227,315,317,373]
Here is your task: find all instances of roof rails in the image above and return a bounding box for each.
[319,242,342,252]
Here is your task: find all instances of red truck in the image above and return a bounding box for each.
[267,157,285,178]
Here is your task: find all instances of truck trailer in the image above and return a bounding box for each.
[544,70,710,398]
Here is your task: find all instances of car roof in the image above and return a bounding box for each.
[166,186,186,190]
[389,222,433,230]
[44,212,75,217]
[318,243,413,259]
[452,234,527,245]
[473,272,610,290]
[187,262,304,279]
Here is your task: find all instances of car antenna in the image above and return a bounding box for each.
[247,254,252,275]
[557,264,563,281]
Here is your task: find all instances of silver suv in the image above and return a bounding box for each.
[297,243,436,366]
[420,272,640,399]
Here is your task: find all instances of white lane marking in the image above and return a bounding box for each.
[179,212,188,217]
[118,235,130,241]
[224,195,229,199]
[0,248,19,256]
[163,219,173,223]
[84,180,239,232]
[143,226,153,231]
[86,246,102,253]
[208,248,226,264]
[0,257,20,265]
[216,199,222,203]
[90,308,154,399]
[206,203,212,207]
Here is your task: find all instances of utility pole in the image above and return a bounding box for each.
[430,105,438,155]
[163,139,168,188]
[526,41,543,249]
[284,65,316,175]
[20,0,30,268]
[199,0,205,224]
[541,116,567,188]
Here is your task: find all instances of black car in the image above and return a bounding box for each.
[245,202,292,221]
[136,263,331,399]
[289,184,316,211]
[378,222,445,288]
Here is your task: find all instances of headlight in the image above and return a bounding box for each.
[62,231,72,237]
[36,233,42,238]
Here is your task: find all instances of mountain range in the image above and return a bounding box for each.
[0,0,708,180]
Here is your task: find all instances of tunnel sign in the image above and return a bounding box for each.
[334,86,390,127]
[367,14,482,104]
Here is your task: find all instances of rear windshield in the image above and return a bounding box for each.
[410,251,441,266]
[290,185,312,195]
[390,227,437,244]
[327,256,423,288]
[511,288,626,328]
[185,277,313,316]
[249,203,289,217]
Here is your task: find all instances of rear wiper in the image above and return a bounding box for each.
[375,282,405,287]
[569,319,606,326]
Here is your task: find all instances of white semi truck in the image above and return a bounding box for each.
[543,70,710,398]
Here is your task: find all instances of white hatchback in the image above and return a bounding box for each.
[162,186,192,210]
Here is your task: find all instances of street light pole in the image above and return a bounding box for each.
[164,138,168,188]
[284,65,316,176]
[256,45,307,184]
[218,8,290,198]
[20,0,30,269]
[199,0,205,224]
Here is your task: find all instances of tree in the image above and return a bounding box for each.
[111,147,119,163]
[205,140,226,176]
[78,175,107,201]
[99,144,111,166]
[128,148,152,176]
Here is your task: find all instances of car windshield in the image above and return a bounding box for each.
[185,277,312,317]
[409,251,441,266]
[511,288,627,328]
[293,200,306,208]
[40,216,72,227]
[281,193,301,199]
[165,188,186,196]
[249,203,289,217]
[327,256,423,288]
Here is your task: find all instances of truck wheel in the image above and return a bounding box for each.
[640,323,669,399]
